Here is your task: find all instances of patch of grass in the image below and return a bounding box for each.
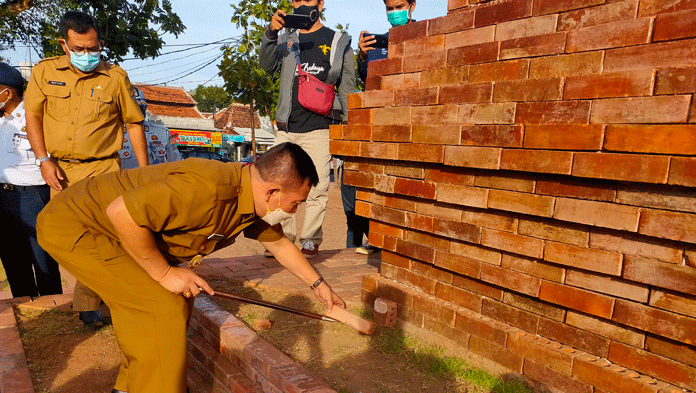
[375,329,533,393]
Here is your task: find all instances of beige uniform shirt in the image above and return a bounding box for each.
[39,159,282,264]
[24,55,145,161]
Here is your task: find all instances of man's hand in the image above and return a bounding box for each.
[157,266,214,298]
[358,30,376,60]
[270,9,287,32]
[40,160,64,192]
[313,281,345,312]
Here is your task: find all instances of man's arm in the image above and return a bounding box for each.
[126,121,149,167]
[25,110,64,191]
[261,237,345,311]
[106,195,214,297]
[337,42,357,120]
[259,10,287,74]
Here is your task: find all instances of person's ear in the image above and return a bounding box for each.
[409,1,416,13]
[58,38,69,55]
[265,187,280,203]
[318,0,324,12]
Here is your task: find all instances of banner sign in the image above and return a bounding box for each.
[169,129,222,147]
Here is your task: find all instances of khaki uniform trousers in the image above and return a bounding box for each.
[38,216,193,393]
[51,156,121,312]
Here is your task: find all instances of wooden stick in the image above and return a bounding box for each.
[211,291,336,322]
[325,306,376,335]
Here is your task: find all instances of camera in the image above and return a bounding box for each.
[362,33,389,48]
[281,10,318,30]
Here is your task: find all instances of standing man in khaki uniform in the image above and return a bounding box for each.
[37,142,345,393]
[25,11,148,328]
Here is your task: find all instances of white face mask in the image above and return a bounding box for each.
[261,190,294,226]
[0,89,9,110]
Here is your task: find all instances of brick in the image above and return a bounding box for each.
[406,212,434,232]
[566,310,646,348]
[529,51,604,79]
[395,87,439,107]
[554,197,640,232]
[382,250,411,269]
[416,201,462,221]
[381,73,420,90]
[396,239,436,264]
[370,204,406,226]
[669,157,696,187]
[461,207,518,232]
[360,142,398,160]
[567,18,652,52]
[372,106,411,126]
[361,90,394,109]
[364,75,381,91]
[650,289,696,319]
[453,275,505,301]
[538,317,610,357]
[613,299,696,345]
[572,354,659,393]
[397,143,444,164]
[459,102,516,124]
[656,66,696,94]
[439,82,492,104]
[385,163,424,179]
[469,335,524,372]
[455,310,509,346]
[389,19,427,43]
[358,162,385,174]
[461,125,522,147]
[518,218,588,247]
[433,217,482,243]
[388,42,403,58]
[482,298,539,332]
[405,35,445,57]
[572,152,670,183]
[592,95,691,124]
[429,10,475,35]
[473,172,535,193]
[487,189,555,217]
[501,254,566,283]
[503,291,566,320]
[343,171,374,189]
[623,255,696,294]
[444,146,501,169]
[645,335,696,368]
[539,281,615,319]
[384,195,415,211]
[367,57,403,77]
[605,38,696,73]
[329,139,360,156]
[475,0,533,27]
[654,9,696,42]
[523,124,603,150]
[355,200,370,218]
[534,0,605,15]
[401,269,437,294]
[605,124,696,155]
[435,282,483,311]
[425,167,474,185]
[371,221,403,239]
[347,108,372,124]
[448,0,469,12]
[413,125,461,145]
[371,125,410,143]
[374,175,394,194]
[500,149,573,175]
[638,0,696,17]
[481,228,544,259]
[469,59,529,83]
[508,332,575,375]
[566,268,649,302]
[590,230,682,264]
[329,124,343,140]
[557,1,639,31]
[516,101,591,124]
[536,178,616,202]
[413,293,458,322]
[447,42,499,66]
[608,341,696,390]
[341,124,371,141]
[524,359,593,393]
[481,264,541,297]
[393,178,435,200]
[494,78,562,102]
[423,314,471,348]
[420,66,468,87]
[500,32,566,60]
[347,93,362,110]
[544,241,622,275]
[639,209,696,243]
[565,70,655,99]
[450,240,502,265]
[444,26,496,50]
[434,250,482,279]
[411,104,458,125]
[403,51,447,73]
[495,14,558,41]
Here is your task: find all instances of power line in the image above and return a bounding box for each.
[124,44,222,72]
[159,54,224,85]
[127,52,221,77]
[146,53,223,84]
[120,37,234,61]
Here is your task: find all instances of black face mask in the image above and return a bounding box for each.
[294,4,319,21]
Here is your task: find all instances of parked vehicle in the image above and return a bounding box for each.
[180,149,231,162]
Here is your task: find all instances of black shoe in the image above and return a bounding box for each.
[79,310,106,329]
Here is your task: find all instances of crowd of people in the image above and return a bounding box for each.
[0,1,416,391]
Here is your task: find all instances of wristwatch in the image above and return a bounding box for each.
[35,156,50,166]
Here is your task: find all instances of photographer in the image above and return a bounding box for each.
[357,0,416,82]
[259,0,355,259]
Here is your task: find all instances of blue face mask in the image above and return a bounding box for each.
[387,9,409,27]
[68,49,101,72]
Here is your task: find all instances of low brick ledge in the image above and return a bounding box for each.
[362,274,691,393]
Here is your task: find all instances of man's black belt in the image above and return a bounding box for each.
[56,156,109,163]
[1,183,48,192]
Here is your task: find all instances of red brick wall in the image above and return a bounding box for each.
[331,1,696,392]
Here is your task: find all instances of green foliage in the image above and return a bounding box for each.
[0,0,185,63]
[190,85,232,113]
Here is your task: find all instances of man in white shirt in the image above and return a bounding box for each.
[0,62,62,297]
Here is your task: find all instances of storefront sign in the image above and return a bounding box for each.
[169,129,222,147]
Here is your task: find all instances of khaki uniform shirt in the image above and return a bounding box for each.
[24,55,145,161]
[40,159,282,264]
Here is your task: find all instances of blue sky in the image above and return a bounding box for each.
[2,0,448,91]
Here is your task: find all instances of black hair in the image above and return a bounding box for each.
[255,142,319,189]
[383,0,416,3]
[59,11,98,39]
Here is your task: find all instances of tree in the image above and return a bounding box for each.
[0,0,185,63]
[190,85,232,114]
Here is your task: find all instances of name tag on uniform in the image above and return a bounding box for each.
[48,80,66,86]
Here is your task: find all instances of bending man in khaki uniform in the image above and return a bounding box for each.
[37,142,345,393]
[25,11,148,327]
